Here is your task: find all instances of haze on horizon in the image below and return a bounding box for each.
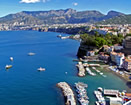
[0,0,131,17]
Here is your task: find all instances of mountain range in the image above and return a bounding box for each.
[0,8,130,25]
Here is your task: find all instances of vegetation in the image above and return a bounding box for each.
[98,15,131,25]
[80,33,124,48]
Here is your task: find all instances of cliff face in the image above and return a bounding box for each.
[77,43,97,58]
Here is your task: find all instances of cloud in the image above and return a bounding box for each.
[20,0,40,3]
[73,2,78,6]
[42,0,50,3]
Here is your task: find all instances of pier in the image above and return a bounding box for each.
[75,82,89,105]
[76,62,86,77]
[57,82,76,105]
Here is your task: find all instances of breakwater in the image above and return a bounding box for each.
[57,82,76,105]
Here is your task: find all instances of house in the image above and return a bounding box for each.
[123,59,131,71]
[110,52,125,68]
[99,52,109,62]
[114,44,123,51]
[87,51,95,56]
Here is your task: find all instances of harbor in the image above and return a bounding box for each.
[75,82,89,105]
[0,31,130,105]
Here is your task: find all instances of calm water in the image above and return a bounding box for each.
[0,31,130,105]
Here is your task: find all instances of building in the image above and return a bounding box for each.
[110,52,125,68]
[123,59,131,71]
[114,44,123,51]
[123,36,131,55]
[87,51,95,56]
[123,36,131,49]
[99,52,109,62]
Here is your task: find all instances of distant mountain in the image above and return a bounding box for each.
[0,8,127,25]
[98,15,131,25]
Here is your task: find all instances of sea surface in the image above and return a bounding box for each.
[0,31,130,105]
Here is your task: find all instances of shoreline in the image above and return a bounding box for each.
[101,65,130,82]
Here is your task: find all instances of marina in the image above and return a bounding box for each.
[94,90,106,105]
[75,82,89,105]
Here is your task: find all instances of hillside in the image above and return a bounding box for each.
[98,15,131,24]
[0,8,126,25]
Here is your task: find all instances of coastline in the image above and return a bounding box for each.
[101,65,130,82]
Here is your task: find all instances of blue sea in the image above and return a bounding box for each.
[0,31,130,105]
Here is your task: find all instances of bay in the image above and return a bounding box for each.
[0,31,129,105]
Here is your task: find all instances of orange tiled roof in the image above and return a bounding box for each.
[125,93,131,97]
[125,59,131,63]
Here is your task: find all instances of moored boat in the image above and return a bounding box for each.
[75,82,89,105]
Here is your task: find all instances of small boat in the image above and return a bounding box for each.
[10,57,13,61]
[57,35,62,38]
[5,65,12,69]
[65,72,68,74]
[95,101,100,105]
[99,72,103,75]
[28,52,35,56]
[37,67,45,71]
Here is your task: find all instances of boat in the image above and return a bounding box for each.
[37,67,45,71]
[99,72,103,75]
[95,101,100,105]
[96,69,100,73]
[5,65,12,69]
[57,35,62,38]
[102,75,107,78]
[10,57,13,61]
[86,67,96,76]
[28,52,35,56]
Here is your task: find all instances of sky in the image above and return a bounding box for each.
[0,0,131,17]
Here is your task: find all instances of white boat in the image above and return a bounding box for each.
[57,35,62,37]
[28,52,35,56]
[92,67,96,70]
[99,72,103,75]
[10,57,13,61]
[102,75,107,78]
[96,69,100,73]
[86,67,96,76]
[95,101,100,105]
[37,67,45,71]
[5,65,12,69]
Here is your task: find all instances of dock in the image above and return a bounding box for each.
[57,82,76,105]
[75,82,89,105]
[76,62,86,77]
[104,89,119,97]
